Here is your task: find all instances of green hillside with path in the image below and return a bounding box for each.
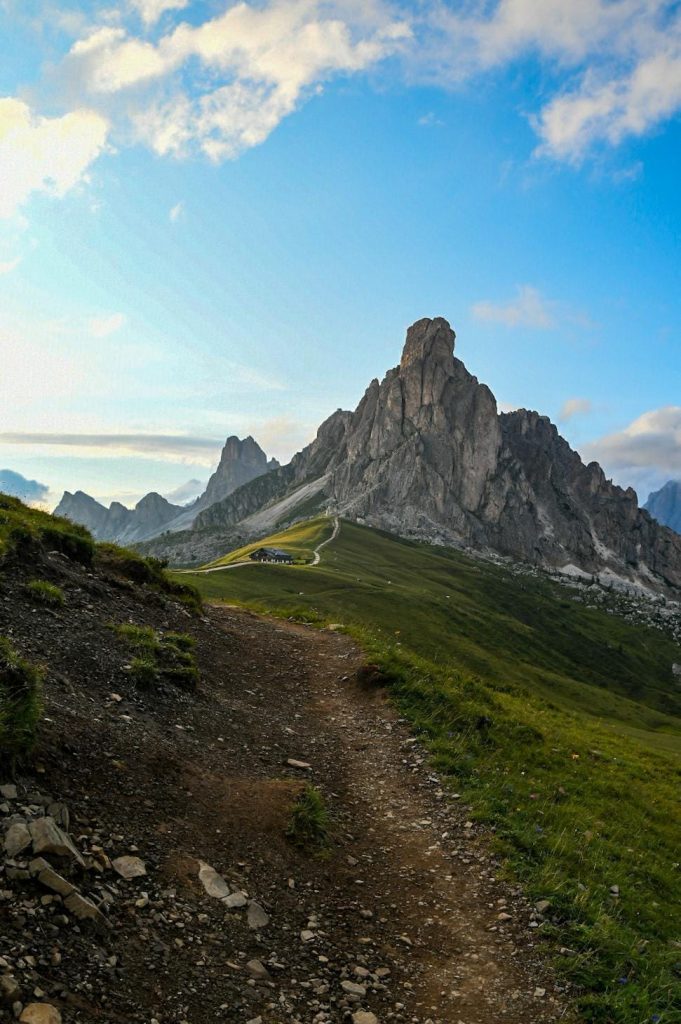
[179,518,681,1023]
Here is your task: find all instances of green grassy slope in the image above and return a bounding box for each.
[202,516,332,567]
[180,519,681,1023]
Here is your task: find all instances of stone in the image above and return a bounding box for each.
[353,1013,379,1024]
[535,899,551,914]
[36,866,76,898]
[0,784,17,800]
[246,960,270,981]
[0,975,21,1003]
[19,1004,62,1024]
[46,803,70,830]
[64,892,108,927]
[223,891,247,909]
[247,901,270,930]
[341,981,367,997]
[197,861,230,899]
[286,759,311,770]
[29,818,84,865]
[112,856,146,880]
[4,822,31,858]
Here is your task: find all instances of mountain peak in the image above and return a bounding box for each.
[400,317,455,371]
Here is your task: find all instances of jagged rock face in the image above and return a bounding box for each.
[645,481,681,534]
[199,436,279,510]
[55,491,182,544]
[54,492,109,536]
[182,317,681,589]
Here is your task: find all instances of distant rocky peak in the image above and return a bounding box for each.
[200,435,280,509]
[399,317,456,372]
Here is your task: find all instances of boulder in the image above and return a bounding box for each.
[29,818,84,866]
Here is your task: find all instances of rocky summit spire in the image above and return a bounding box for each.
[399,317,455,372]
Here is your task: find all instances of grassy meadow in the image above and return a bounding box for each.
[179,519,681,1024]
[202,516,332,567]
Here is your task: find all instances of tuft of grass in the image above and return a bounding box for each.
[113,623,199,690]
[0,637,43,763]
[128,656,159,688]
[96,543,202,613]
[25,579,65,607]
[286,784,330,851]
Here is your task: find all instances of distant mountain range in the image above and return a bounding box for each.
[137,317,681,590]
[644,480,681,535]
[54,436,279,545]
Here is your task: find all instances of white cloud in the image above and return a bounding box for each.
[535,52,681,162]
[0,256,21,274]
[169,200,184,222]
[89,312,127,337]
[130,0,189,27]
[0,98,109,219]
[472,285,556,329]
[62,0,411,160]
[583,406,681,495]
[559,397,593,421]
[419,1,681,162]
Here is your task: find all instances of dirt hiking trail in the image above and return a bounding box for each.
[1,585,570,1024]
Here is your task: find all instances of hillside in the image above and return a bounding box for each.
[181,518,681,1022]
[0,495,568,1024]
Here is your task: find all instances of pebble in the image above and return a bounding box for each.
[247,901,270,929]
[19,1004,62,1024]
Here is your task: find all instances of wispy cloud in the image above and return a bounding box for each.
[169,200,184,222]
[0,255,21,274]
[559,397,593,422]
[472,284,595,331]
[89,312,127,337]
[0,431,224,465]
[130,0,189,28]
[472,285,557,329]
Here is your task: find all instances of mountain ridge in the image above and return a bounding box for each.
[141,317,681,590]
[54,435,280,544]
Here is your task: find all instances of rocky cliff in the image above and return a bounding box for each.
[155,317,681,588]
[645,481,681,535]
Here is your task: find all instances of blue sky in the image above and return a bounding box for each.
[1,0,680,509]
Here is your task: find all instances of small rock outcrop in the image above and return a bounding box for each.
[645,480,681,534]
